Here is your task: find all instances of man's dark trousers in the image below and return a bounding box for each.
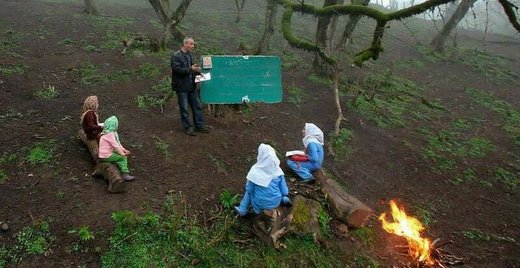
[177,90,204,130]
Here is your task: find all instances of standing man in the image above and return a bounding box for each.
[171,37,209,136]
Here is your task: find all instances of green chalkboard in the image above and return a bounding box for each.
[199,55,282,104]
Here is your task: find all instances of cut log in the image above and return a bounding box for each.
[314,169,373,228]
[78,129,125,193]
[253,206,293,249]
[252,195,326,248]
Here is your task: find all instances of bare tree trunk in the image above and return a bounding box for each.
[148,0,192,49]
[84,0,99,15]
[234,0,247,23]
[336,0,371,51]
[430,0,477,52]
[255,0,278,54]
[312,0,342,74]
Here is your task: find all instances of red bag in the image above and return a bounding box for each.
[289,154,309,162]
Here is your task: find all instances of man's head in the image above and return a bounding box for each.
[181,37,195,52]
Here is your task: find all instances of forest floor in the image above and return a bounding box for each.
[1,0,519,267]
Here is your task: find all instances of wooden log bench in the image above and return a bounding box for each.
[314,169,373,228]
[78,129,125,193]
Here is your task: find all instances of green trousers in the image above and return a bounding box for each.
[102,153,129,173]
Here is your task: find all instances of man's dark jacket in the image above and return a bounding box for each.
[171,50,196,92]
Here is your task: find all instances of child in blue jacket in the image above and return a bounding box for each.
[287,123,324,182]
[235,144,291,216]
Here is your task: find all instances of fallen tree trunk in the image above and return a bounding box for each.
[78,129,125,193]
[314,169,373,228]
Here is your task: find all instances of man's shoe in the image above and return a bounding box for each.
[122,173,135,181]
[185,127,197,136]
[195,126,210,133]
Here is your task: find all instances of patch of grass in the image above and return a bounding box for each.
[416,46,519,85]
[0,64,26,76]
[15,221,55,256]
[58,38,76,46]
[55,191,64,200]
[349,72,442,129]
[331,128,353,159]
[136,63,162,79]
[106,69,133,82]
[136,77,173,111]
[494,167,518,190]
[419,124,495,174]
[466,88,520,146]
[77,63,107,86]
[412,204,435,227]
[350,226,376,247]
[0,245,8,267]
[152,136,170,158]
[395,59,424,69]
[317,207,332,237]
[100,30,132,50]
[0,169,6,184]
[27,140,58,165]
[352,254,379,268]
[308,73,332,86]
[88,15,135,28]
[0,109,23,123]
[219,190,240,209]
[450,167,477,185]
[0,30,24,57]
[33,84,59,99]
[462,229,517,244]
[0,152,17,164]
[287,85,306,107]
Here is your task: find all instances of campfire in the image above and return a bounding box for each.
[379,200,463,267]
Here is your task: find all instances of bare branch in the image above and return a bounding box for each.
[497,0,520,31]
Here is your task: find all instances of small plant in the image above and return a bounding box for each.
[317,207,332,236]
[69,226,95,241]
[27,140,58,165]
[55,191,64,200]
[287,86,306,107]
[153,136,170,157]
[34,84,59,99]
[16,221,54,256]
[219,190,240,209]
[494,167,518,190]
[331,128,353,158]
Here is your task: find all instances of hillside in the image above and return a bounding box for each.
[0,0,519,267]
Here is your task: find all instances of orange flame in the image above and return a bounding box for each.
[379,200,434,265]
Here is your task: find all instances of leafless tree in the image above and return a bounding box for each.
[147,0,192,50]
[84,0,98,15]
